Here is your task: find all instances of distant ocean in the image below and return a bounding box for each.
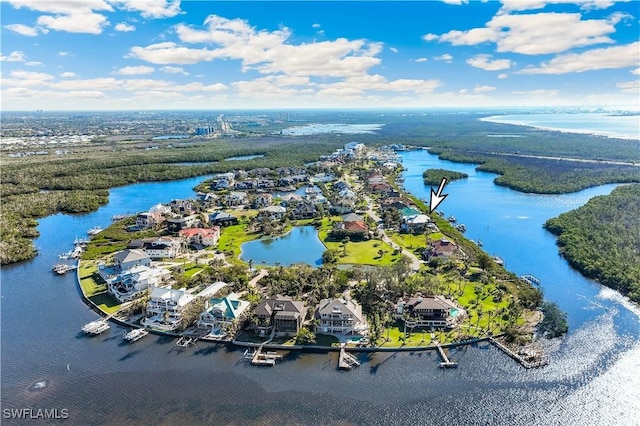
[480,112,640,140]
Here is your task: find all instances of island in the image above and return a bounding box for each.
[423,168,468,185]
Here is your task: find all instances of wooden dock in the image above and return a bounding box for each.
[338,343,360,370]
[435,342,458,368]
[245,344,283,366]
[489,337,548,369]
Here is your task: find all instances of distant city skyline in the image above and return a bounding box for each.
[1,0,639,111]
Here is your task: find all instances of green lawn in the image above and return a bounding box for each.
[78,261,122,314]
[387,231,427,252]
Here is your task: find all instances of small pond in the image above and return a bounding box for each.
[240,226,325,266]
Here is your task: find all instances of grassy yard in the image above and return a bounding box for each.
[387,231,427,252]
[217,223,260,261]
[78,261,122,314]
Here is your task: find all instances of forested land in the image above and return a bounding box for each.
[544,184,640,303]
[3,111,639,265]
[422,169,468,185]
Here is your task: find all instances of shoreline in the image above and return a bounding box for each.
[479,115,640,141]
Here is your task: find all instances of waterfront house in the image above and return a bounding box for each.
[253,192,274,208]
[142,286,196,331]
[179,227,220,247]
[139,237,181,259]
[209,211,239,226]
[405,214,431,234]
[223,191,248,207]
[423,238,459,260]
[252,295,307,337]
[280,193,303,207]
[290,203,317,220]
[314,298,368,336]
[258,205,287,220]
[197,292,251,335]
[395,296,459,329]
[166,214,199,233]
[107,265,171,303]
[113,249,151,271]
[135,211,164,230]
[329,198,355,215]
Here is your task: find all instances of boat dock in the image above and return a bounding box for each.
[435,342,458,368]
[81,319,110,335]
[176,335,197,347]
[521,274,541,286]
[489,337,548,369]
[52,263,77,275]
[244,344,283,366]
[338,343,360,370]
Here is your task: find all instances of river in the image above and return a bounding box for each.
[1,152,639,425]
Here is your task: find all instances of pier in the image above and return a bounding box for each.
[488,337,548,369]
[338,343,360,370]
[123,328,149,343]
[52,263,77,275]
[245,344,283,366]
[435,342,458,368]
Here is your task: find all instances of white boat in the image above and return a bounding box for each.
[87,226,103,236]
[74,237,89,246]
[122,328,149,342]
[81,319,110,335]
[58,250,73,260]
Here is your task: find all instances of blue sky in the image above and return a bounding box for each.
[1,0,638,110]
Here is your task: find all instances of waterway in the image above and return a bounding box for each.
[1,152,639,425]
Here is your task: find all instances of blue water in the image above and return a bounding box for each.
[482,113,640,140]
[224,154,265,161]
[2,151,639,425]
[240,226,325,266]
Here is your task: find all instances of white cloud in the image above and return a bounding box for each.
[25,61,42,66]
[390,47,398,53]
[631,68,640,76]
[434,53,453,62]
[4,23,39,36]
[58,51,72,56]
[115,22,136,32]
[0,51,26,62]
[37,11,109,34]
[466,54,511,71]
[127,42,222,65]
[4,70,55,87]
[415,57,428,63]
[312,23,321,29]
[498,73,509,79]
[60,72,77,78]
[616,80,639,93]
[110,0,182,18]
[499,0,624,13]
[519,42,640,74]
[7,0,112,34]
[6,0,113,14]
[474,85,496,93]
[512,89,559,97]
[426,12,622,55]
[442,0,468,4]
[130,15,385,78]
[114,65,155,75]
[162,66,189,75]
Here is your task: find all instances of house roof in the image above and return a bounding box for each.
[210,211,237,221]
[114,249,150,265]
[261,205,286,213]
[400,207,421,218]
[203,293,250,319]
[197,281,228,298]
[344,221,368,232]
[430,238,457,255]
[149,286,195,306]
[342,213,365,223]
[254,295,306,318]
[407,214,430,225]
[406,296,457,311]
[315,298,365,323]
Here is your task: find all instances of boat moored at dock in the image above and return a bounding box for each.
[122,328,149,342]
[81,319,110,335]
[52,263,77,275]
